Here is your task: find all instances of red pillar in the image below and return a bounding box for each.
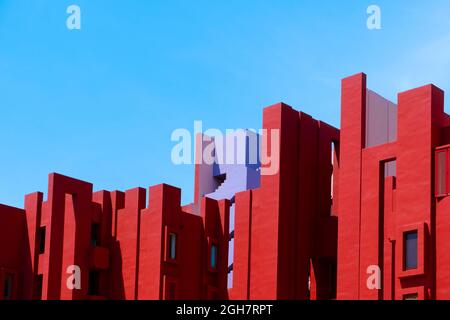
[337,73,366,300]
[395,85,443,299]
[115,187,146,300]
[229,190,252,300]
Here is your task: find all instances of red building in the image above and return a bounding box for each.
[1,72,448,300]
[337,73,450,300]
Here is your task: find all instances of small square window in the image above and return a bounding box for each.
[384,160,397,178]
[404,231,418,270]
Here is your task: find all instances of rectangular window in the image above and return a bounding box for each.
[434,147,450,197]
[169,233,177,260]
[3,273,14,300]
[88,271,100,296]
[165,282,176,300]
[91,223,100,247]
[384,160,397,178]
[38,226,46,254]
[210,244,218,270]
[404,231,418,270]
[436,150,448,197]
[33,275,43,300]
[403,293,418,300]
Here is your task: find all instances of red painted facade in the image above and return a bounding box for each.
[337,73,450,300]
[229,103,339,300]
[1,73,449,300]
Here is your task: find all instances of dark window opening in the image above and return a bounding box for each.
[38,226,46,254]
[403,293,419,300]
[88,271,100,296]
[91,223,100,247]
[436,149,448,197]
[3,273,13,300]
[328,261,337,300]
[210,244,218,270]
[33,275,43,300]
[404,231,418,270]
[165,282,176,300]
[169,233,177,260]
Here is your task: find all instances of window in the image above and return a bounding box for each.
[384,160,397,178]
[33,275,43,300]
[398,224,426,278]
[169,233,177,260]
[404,231,418,270]
[91,223,100,247]
[165,282,176,300]
[403,293,418,300]
[163,276,177,300]
[88,271,100,296]
[436,148,450,197]
[38,226,46,254]
[3,273,13,300]
[210,244,218,270]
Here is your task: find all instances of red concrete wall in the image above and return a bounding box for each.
[115,188,146,300]
[0,204,28,300]
[229,190,252,300]
[0,173,235,300]
[395,85,443,299]
[337,73,366,300]
[12,72,450,300]
[336,73,450,301]
[230,103,339,300]
[0,99,338,301]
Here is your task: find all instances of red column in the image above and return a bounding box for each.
[337,73,366,299]
[229,190,252,300]
[395,85,443,299]
[250,103,299,300]
[22,192,43,299]
[115,187,146,300]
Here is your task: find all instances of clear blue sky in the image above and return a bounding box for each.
[1,0,450,207]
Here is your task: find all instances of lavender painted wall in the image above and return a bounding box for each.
[365,89,397,148]
[203,130,261,202]
[194,130,261,289]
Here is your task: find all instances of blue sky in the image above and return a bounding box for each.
[1,0,450,207]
